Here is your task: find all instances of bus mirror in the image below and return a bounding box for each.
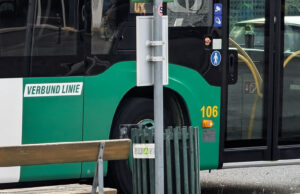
[227,49,238,85]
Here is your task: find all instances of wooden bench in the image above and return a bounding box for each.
[0,139,131,194]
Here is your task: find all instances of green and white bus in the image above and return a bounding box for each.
[1,0,300,193]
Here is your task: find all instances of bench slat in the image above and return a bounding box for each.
[0,139,130,167]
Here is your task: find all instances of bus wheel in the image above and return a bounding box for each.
[109,97,173,194]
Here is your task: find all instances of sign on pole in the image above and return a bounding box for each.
[136,16,169,87]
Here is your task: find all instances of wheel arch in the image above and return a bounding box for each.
[109,86,191,138]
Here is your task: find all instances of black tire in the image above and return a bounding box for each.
[109,97,174,194]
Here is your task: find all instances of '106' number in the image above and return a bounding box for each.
[201,106,218,118]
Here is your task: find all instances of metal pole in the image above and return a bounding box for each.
[153,0,164,193]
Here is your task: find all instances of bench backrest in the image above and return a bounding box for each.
[0,139,130,167]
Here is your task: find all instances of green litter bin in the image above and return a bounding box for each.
[131,126,201,194]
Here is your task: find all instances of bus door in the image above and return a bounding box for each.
[223,0,270,163]
[222,0,300,165]
[273,0,300,160]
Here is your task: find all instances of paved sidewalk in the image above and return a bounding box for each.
[201,165,300,194]
[0,184,116,194]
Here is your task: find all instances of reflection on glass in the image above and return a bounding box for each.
[32,0,77,56]
[167,0,212,27]
[227,0,265,145]
[0,0,30,77]
[0,1,29,56]
[281,0,300,142]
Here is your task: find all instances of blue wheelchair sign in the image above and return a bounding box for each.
[214,16,222,27]
[211,51,221,66]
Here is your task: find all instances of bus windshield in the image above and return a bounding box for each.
[167,0,212,27]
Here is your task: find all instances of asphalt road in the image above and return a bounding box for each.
[201,165,300,194]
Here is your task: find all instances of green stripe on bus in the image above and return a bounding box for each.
[20,77,84,182]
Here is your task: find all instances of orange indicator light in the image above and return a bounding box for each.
[202,120,214,128]
[205,37,212,46]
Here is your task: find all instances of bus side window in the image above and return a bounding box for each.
[31,0,84,77]
[91,0,130,55]
[32,0,78,56]
[0,0,130,78]
[30,0,130,77]
[0,1,30,77]
[84,0,130,75]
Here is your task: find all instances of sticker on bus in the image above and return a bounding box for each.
[24,82,83,97]
[214,16,222,27]
[214,3,222,15]
[210,51,222,66]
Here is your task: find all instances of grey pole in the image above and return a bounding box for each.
[153,0,164,193]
